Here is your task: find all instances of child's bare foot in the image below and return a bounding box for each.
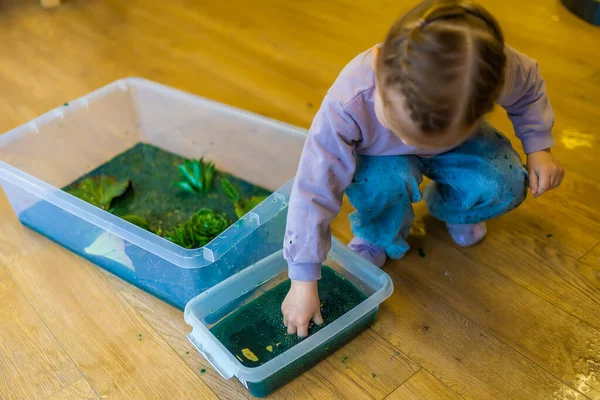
[446,222,487,247]
[348,237,388,267]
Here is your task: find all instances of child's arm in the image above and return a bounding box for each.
[498,46,554,154]
[282,94,360,337]
[498,46,564,196]
[284,94,360,281]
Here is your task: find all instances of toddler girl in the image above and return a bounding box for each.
[282,0,564,337]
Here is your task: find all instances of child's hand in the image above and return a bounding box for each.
[282,280,324,338]
[527,149,565,197]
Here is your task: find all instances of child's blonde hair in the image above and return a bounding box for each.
[376,0,506,135]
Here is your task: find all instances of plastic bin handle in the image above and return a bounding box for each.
[187,330,235,379]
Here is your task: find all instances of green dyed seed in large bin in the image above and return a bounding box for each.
[62,143,271,241]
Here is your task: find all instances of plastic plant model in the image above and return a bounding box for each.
[221,179,268,219]
[65,176,130,211]
[174,157,216,194]
[165,208,230,249]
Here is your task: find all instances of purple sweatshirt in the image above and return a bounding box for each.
[284,45,554,281]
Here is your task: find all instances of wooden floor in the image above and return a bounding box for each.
[0,0,599,399]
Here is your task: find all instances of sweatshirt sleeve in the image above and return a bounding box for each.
[284,94,360,281]
[497,45,555,154]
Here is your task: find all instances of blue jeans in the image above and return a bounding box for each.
[345,123,528,259]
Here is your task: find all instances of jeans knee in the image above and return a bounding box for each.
[508,167,528,206]
[349,155,422,206]
[478,157,527,208]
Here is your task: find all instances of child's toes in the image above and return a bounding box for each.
[446,222,487,247]
[348,237,388,267]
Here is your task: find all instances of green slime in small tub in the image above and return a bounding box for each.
[210,267,368,367]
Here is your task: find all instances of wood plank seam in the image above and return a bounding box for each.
[417,369,467,400]
[365,329,424,399]
[103,260,419,399]
[0,1,598,398]
[400,269,594,400]
[579,242,600,263]
[0,262,103,400]
[313,327,422,400]
[383,368,467,400]
[43,379,100,400]
[493,209,596,260]
[430,231,600,333]
[380,266,597,399]
[93,267,222,400]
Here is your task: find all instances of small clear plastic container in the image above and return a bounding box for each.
[184,239,394,397]
[0,78,306,309]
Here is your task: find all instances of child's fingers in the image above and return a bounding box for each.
[283,315,288,327]
[552,169,565,188]
[537,171,551,196]
[313,311,324,325]
[287,323,297,335]
[297,324,309,338]
[550,173,558,188]
[529,168,539,196]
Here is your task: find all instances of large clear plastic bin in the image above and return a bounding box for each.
[184,239,394,397]
[0,78,306,309]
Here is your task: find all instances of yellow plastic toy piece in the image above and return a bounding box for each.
[242,348,259,362]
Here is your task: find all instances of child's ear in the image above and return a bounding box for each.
[371,46,380,70]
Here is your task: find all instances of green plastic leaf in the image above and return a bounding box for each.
[233,203,245,219]
[165,208,230,249]
[178,164,197,187]
[233,196,268,219]
[246,196,268,212]
[174,181,196,193]
[192,160,201,183]
[66,176,130,210]
[121,215,150,230]
[205,162,215,191]
[174,158,216,193]
[221,179,266,218]
[221,179,241,202]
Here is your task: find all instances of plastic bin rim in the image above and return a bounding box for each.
[0,77,309,147]
[0,160,271,267]
[0,77,308,269]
